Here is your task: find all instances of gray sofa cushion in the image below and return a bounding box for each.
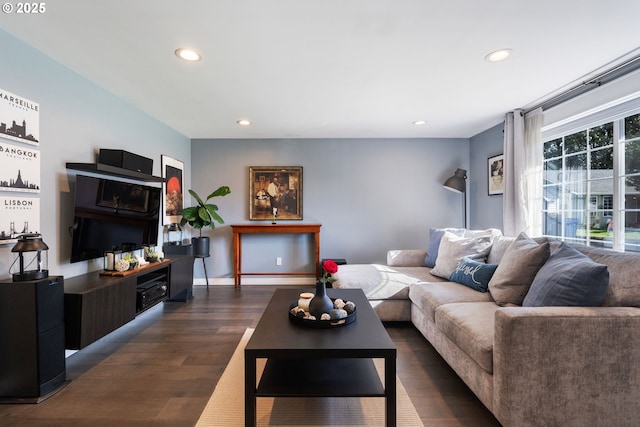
[486,236,516,264]
[523,242,610,307]
[424,227,465,267]
[572,244,640,307]
[431,232,493,279]
[435,302,499,374]
[488,232,550,306]
[409,281,494,322]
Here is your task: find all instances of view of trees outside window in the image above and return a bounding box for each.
[542,112,640,252]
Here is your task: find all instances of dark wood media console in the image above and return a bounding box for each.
[63,255,194,350]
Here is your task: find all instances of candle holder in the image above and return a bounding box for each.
[104,250,122,271]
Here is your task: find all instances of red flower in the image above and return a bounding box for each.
[319,259,339,284]
[322,259,338,275]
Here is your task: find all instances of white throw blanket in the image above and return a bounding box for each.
[333,264,421,300]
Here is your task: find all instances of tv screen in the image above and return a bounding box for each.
[70,175,161,263]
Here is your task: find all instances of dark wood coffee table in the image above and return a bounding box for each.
[244,288,397,427]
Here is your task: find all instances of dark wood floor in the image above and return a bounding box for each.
[0,285,501,426]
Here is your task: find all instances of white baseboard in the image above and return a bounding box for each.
[193,277,317,286]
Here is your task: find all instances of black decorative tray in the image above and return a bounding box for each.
[288,300,357,329]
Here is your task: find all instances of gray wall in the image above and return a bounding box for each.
[0,29,191,280]
[190,138,469,284]
[469,122,504,230]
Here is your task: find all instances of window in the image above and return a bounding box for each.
[542,112,640,252]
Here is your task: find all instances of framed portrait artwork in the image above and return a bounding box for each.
[488,154,504,195]
[249,166,302,220]
[161,155,184,224]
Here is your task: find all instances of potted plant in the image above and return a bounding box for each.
[180,185,231,257]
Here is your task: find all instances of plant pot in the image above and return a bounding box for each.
[191,236,210,258]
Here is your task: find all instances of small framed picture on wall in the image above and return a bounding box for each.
[488,154,504,196]
[161,155,184,224]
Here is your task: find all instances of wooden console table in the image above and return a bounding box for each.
[231,223,321,287]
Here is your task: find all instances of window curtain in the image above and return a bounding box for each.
[503,107,543,236]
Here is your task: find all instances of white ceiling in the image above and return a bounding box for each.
[1,0,639,139]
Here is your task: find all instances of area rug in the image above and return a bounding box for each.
[195,328,424,427]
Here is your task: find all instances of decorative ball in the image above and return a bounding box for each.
[329,309,347,320]
[333,298,345,309]
[320,313,331,321]
[343,301,356,314]
[307,315,316,321]
[115,259,130,272]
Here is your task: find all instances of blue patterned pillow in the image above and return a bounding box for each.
[523,243,609,307]
[449,257,498,293]
[424,227,465,267]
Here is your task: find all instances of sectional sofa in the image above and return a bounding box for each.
[333,229,640,427]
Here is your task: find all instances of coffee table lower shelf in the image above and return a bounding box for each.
[256,358,385,397]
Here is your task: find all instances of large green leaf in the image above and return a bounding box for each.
[188,189,206,206]
[207,186,231,200]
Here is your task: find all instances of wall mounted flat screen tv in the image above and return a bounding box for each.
[70,174,161,263]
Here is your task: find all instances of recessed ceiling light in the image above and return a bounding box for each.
[236,119,251,126]
[412,120,427,126]
[485,49,512,62]
[175,48,202,62]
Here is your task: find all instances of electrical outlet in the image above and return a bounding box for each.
[276,257,282,266]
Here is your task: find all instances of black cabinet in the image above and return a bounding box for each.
[167,252,194,300]
[64,256,193,350]
[0,277,67,402]
[64,275,137,350]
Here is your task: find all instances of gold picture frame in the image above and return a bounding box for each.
[249,166,302,220]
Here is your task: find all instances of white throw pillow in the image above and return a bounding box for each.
[431,231,493,279]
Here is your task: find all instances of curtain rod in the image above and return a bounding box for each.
[524,52,640,114]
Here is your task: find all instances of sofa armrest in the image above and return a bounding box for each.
[493,306,640,427]
[386,249,427,267]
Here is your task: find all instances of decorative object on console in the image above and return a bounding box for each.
[249,166,302,221]
[443,168,467,228]
[163,223,183,246]
[9,233,48,282]
[103,250,122,271]
[114,258,130,272]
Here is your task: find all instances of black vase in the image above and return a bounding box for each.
[191,236,210,258]
[309,281,334,319]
